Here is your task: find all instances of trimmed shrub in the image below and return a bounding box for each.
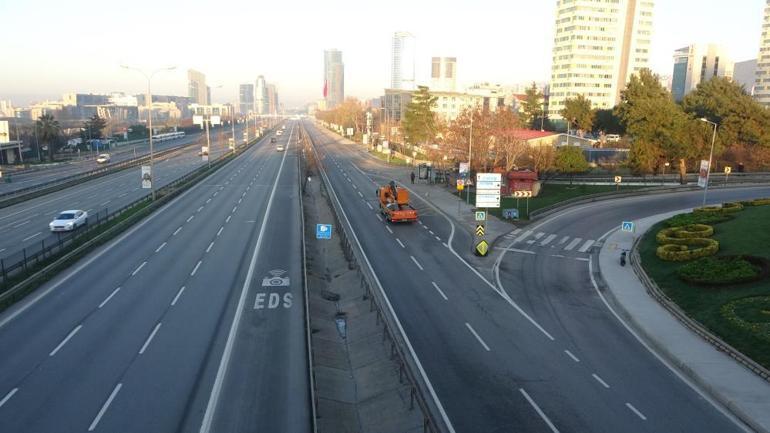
[665,212,731,227]
[721,296,770,342]
[693,206,723,214]
[656,238,719,261]
[748,198,770,206]
[721,202,744,213]
[677,256,761,285]
[656,225,714,244]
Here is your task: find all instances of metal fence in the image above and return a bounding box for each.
[303,123,448,433]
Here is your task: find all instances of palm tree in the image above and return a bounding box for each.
[36,114,60,161]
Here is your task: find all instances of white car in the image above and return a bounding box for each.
[96,153,111,164]
[276,145,285,152]
[49,210,88,232]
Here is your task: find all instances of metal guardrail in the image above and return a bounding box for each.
[630,238,770,382]
[0,139,198,208]
[303,123,450,433]
[0,133,268,302]
[548,172,770,185]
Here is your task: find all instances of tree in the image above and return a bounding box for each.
[402,86,438,146]
[521,82,545,129]
[627,139,659,175]
[490,108,526,170]
[35,114,61,161]
[616,69,696,184]
[554,146,589,184]
[127,124,148,140]
[560,94,595,133]
[83,114,107,140]
[594,109,625,135]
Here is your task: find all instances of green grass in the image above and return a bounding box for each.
[639,205,770,369]
[368,150,411,167]
[458,183,643,220]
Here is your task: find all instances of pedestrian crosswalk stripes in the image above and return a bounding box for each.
[564,238,582,251]
[540,234,557,246]
[578,239,595,253]
[501,229,595,255]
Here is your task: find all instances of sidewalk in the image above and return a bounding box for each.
[598,211,770,433]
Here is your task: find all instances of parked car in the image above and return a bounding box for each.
[96,153,111,164]
[49,210,88,232]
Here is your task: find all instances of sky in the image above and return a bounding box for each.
[0,0,765,108]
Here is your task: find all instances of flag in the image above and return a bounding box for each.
[323,80,328,98]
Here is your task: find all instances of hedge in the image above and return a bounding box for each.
[693,206,723,214]
[656,224,714,244]
[677,256,760,285]
[747,198,770,206]
[721,296,770,342]
[656,238,719,261]
[721,202,744,213]
[665,212,731,228]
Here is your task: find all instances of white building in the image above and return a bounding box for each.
[0,100,14,118]
[431,57,457,92]
[671,44,733,102]
[549,0,654,119]
[734,59,757,94]
[391,31,416,90]
[755,0,770,105]
[187,69,208,105]
[255,76,268,114]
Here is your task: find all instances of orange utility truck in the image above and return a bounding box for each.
[376,181,418,223]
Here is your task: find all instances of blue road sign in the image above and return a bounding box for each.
[621,221,635,233]
[316,223,332,239]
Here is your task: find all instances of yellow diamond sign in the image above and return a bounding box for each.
[475,240,489,257]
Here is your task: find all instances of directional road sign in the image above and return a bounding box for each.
[621,221,635,233]
[614,175,622,184]
[513,190,533,198]
[316,223,332,239]
[475,225,485,237]
[475,240,489,257]
[724,166,732,175]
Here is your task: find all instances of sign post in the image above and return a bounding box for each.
[724,166,731,186]
[316,224,332,240]
[474,173,501,257]
[614,175,622,191]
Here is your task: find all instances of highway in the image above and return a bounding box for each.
[305,120,768,433]
[0,122,310,432]
[0,124,244,263]
[0,124,246,196]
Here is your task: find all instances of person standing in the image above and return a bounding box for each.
[410,171,415,184]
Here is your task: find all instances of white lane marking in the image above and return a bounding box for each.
[187,215,195,223]
[171,286,185,306]
[515,230,533,243]
[626,403,647,421]
[366,202,373,210]
[396,238,406,248]
[592,373,610,388]
[540,234,557,246]
[376,215,383,222]
[200,124,295,433]
[98,287,121,309]
[139,323,162,355]
[505,248,536,255]
[49,324,83,357]
[190,260,202,276]
[206,242,214,253]
[12,220,30,228]
[465,323,491,351]
[155,242,167,253]
[232,206,238,213]
[238,198,242,204]
[197,206,204,213]
[574,257,590,262]
[385,226,394,234]
[519,388,560,433]
[564,238,582,251]
[435,236,441,241]
[410,256,424,271]
[558,236,569,245]
[551,254,566,258]
[217,227,224,236]
[213,191,218,197]
[578,239,595,253]
[101,200,111,206]
[173,227,182,236]
[534,232,545,240]
[352,184,357,189]
[131,261,147,276]
[0,248,4,253]
[564,350,580,363]
[0,388,18,408]
[431,282,448,300]
[225,215,232,223]
[22,232,41,242]
[357,191,363,198]
[512,228,522,235]
[88,383,122,431]
[206,198,212,204]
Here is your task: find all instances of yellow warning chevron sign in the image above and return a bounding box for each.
[475,240,489,256]
[475,225,485,237]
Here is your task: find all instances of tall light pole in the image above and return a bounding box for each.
[467,110,474,205]
[700,118,718,206]
[121,64,176,200]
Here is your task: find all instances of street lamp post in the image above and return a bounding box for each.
[467,111,474,205]
[121,64,177,201]
[700,118,718,206]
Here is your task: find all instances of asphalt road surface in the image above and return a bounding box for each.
[305,120,767,433]
[0,122,310,433]
[0,124,247,195]
[0,124,244,262]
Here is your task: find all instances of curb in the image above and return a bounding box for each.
[594,225,770,433]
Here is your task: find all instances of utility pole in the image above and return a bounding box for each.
[467,111,473,205]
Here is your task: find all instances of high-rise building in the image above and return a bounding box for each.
[255,76,268,114]
[671,44,733,102]
[430,57,457,91]
[734,59,758,95]
[239,83,255,115]
[755,0,770,105]
[267,84,279,115]
[549,0,654,119]
[0,100,13,118]
[391,32,416,90]
[324,49,345,109]
[187,69,208,105]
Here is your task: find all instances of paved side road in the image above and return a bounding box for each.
[598,211,770,433]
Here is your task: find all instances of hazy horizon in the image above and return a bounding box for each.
[1,0,765,108]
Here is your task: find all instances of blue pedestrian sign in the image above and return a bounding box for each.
[621,221,635,233]
[316,224,332,239]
